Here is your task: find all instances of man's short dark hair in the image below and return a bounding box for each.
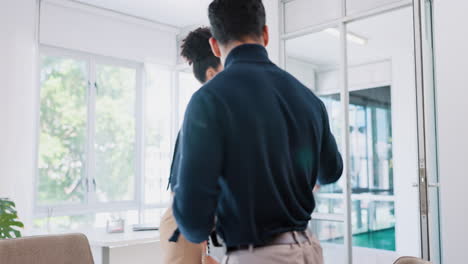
[208,0,266,44]
[180,27,221,84]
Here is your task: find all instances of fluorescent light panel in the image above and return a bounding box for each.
[323,28,368,45]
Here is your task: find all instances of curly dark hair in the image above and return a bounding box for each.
[180,27,221,84]
[208,0,266,44]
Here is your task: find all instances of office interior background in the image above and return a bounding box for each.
[0,0,466,263]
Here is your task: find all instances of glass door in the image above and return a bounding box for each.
[345,7,421,263]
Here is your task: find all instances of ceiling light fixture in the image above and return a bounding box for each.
[323,28,368,45]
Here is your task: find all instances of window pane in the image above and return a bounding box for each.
[178,72,201,129]
[352,200,395,250]
[38,55,88,205]
[145,66,172,204]
[285,0,341,33]
[309,219,345,263]
[347,7,420,262]
[33,210,138,232]
[95,64,136,202]
[346,0,405,15]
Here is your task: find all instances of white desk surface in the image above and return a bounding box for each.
[30,227,161,248]
[86,228,160,248]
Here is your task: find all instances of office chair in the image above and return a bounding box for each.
[394,256,431,264]
[0,233,94,264]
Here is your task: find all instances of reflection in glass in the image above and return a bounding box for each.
[315,87,396,252]
[38,55,88,205]
[349,87,393,195]
[310,219,344,243]
[95,64,136,202]
[347,6,419,262]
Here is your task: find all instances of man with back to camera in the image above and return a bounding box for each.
[172,0,343,263]
[159,27,222,264]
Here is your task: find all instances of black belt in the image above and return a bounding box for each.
[227,244,265,253]
[227,231,311,253]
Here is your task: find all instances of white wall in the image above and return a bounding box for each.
[0,0,38,229]
[40,0,179,65]
[433,1,468,263]
[264,0,280,64]
[284,0,341,33]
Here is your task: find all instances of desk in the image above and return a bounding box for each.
[87,228,161,264]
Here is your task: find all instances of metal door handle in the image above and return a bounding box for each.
[412,182,439,188]
[92,178,97,191]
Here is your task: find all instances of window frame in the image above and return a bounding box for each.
[34,45,154,221]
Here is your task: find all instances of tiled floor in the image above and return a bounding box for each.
[326,227,396,251]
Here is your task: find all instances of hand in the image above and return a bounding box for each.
[201,241,220,264]
[313,184,321,192]
[206,255,220,264]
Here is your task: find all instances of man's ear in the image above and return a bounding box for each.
[263,25,270,47]
[205,67,217,82]
[209,37,222,58]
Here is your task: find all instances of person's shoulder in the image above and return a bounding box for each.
[188,79,223,109]
[200,70,229,90]
[196,67,241,96]
[277,66,323,99]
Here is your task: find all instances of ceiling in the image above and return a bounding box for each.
[286,6,414,70]
[73,0,213,28]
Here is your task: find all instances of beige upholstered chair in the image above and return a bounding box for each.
[0,233,94,264]
[394,256,431,264]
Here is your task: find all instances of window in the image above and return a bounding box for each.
[94,64,137,203]
[37,55,88,206]
[178,71,201,129]
[144,65,173,206]
[313,87,396,251]
[35,48,174,231]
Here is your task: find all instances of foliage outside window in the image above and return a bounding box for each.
[35,50,174,231]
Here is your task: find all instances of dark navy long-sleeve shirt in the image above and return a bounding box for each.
[172,44,343,247]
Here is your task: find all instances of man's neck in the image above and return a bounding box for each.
[221,39,265,66]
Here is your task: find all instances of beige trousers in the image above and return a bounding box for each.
[159,206,205,264]
[222,232,324,264]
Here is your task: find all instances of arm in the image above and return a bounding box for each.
[317,102,343,185]
[172,91,223,244]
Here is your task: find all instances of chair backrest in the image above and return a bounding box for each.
[394,256,431,264]
[0,233,94,264]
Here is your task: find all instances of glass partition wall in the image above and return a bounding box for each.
[281,0,439,264]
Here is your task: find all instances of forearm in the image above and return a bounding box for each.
[172,186,217,243]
